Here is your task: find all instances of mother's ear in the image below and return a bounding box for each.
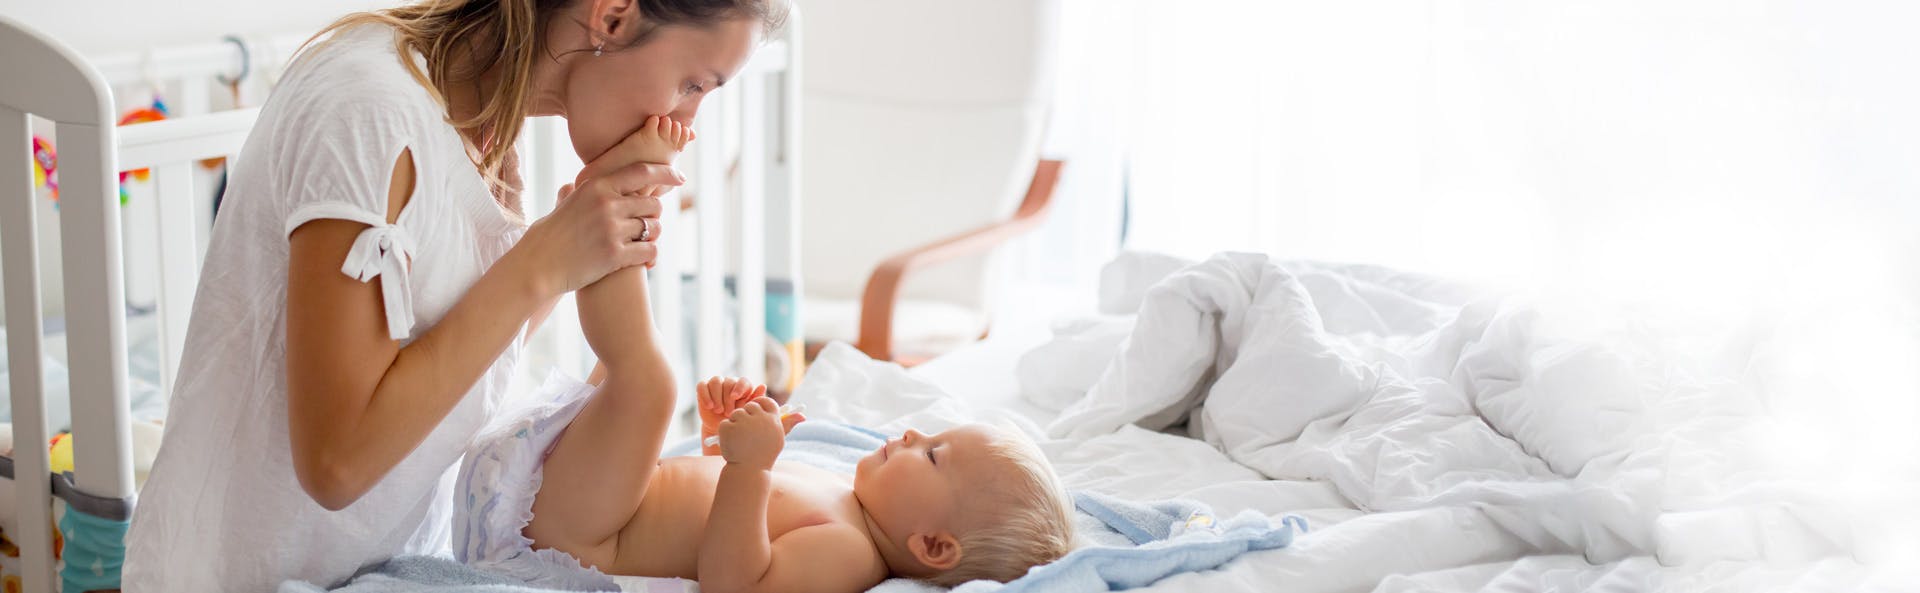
[583,0,640,47]
[909,531,962,572]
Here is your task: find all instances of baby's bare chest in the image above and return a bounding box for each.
[609,458,863,578]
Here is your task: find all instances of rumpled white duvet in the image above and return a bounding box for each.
[997,251,1917,592]
[798,251,1914,592]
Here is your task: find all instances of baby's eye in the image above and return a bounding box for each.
[684,81,705,94]
[927,449,936,465]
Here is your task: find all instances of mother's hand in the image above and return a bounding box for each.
[517,160,680,296]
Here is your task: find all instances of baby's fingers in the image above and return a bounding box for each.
[727,381,755,410]
[699,377,724,412]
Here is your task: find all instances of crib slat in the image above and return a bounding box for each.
[737,76,767,384]
[1,107,59,593]
[57,122,138,504]
[154,162,199,398]
[652,187,687,388]
[695,92,729,380]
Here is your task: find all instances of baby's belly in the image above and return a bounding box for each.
[609,458,719,579]
[607,457,857,580]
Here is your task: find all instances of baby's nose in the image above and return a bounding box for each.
[903,429,926,443]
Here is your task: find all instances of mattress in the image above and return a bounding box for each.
[0,311,171,432]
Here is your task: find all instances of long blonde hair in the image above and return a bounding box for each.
[302,0,786,197]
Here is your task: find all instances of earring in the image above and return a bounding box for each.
[593,41,604,57]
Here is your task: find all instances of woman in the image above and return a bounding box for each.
[122,0,784,590]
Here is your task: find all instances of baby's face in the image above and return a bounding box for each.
[853,425,1006,538]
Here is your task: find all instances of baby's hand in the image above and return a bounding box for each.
[699,377,766,453]
[717,397,786,469]
[699,377,766,424]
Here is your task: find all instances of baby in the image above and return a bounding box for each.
[457,116,1074,593]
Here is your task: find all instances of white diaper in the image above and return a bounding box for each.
[453,371,618,591]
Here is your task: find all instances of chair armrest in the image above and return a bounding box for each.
[856,159,1065,360]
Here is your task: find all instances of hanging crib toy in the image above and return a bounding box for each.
[31,135,57,200]
[113,96,171,205]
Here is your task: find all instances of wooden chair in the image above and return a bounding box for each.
[798,0,1062,364]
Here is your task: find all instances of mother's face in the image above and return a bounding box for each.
[561,17,761,161]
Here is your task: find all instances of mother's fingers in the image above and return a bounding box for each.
[607,192,665,221]
[618,240,659,269]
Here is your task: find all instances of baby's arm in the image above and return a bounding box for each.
[698,400,881,593]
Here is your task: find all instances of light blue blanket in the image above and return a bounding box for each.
[949,491,1307,593]
[287,422,1302,592]
[277,555,569,593]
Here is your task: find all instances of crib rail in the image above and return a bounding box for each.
[2,15,137,593]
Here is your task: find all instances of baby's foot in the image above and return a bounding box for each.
[620,115,695,166]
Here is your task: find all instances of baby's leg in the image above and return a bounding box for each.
[526,117,694,562]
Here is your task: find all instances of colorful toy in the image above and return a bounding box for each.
[29,136,56,201]
[114,97,171,205]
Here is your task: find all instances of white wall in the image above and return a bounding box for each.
[0,0,395,56]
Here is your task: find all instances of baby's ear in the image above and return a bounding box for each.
[909,531,962,572]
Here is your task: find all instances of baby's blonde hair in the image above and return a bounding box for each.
[928,428,1075,587]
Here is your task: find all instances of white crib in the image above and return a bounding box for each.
[1,12,801,591]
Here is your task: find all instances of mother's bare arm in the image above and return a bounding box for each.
[286,149,674,511]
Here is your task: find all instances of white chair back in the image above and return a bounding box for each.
[799,0,1061,312]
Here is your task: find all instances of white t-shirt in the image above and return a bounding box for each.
[123,24,529,592]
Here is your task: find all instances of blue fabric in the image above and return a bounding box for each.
[59,506,128,593]
[277,555,586,593]
[950,492,1307,593]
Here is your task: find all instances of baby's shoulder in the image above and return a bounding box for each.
[772,522,889,590]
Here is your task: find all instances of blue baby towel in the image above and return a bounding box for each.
[946,492,1308,593]
[278,555,570,593]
